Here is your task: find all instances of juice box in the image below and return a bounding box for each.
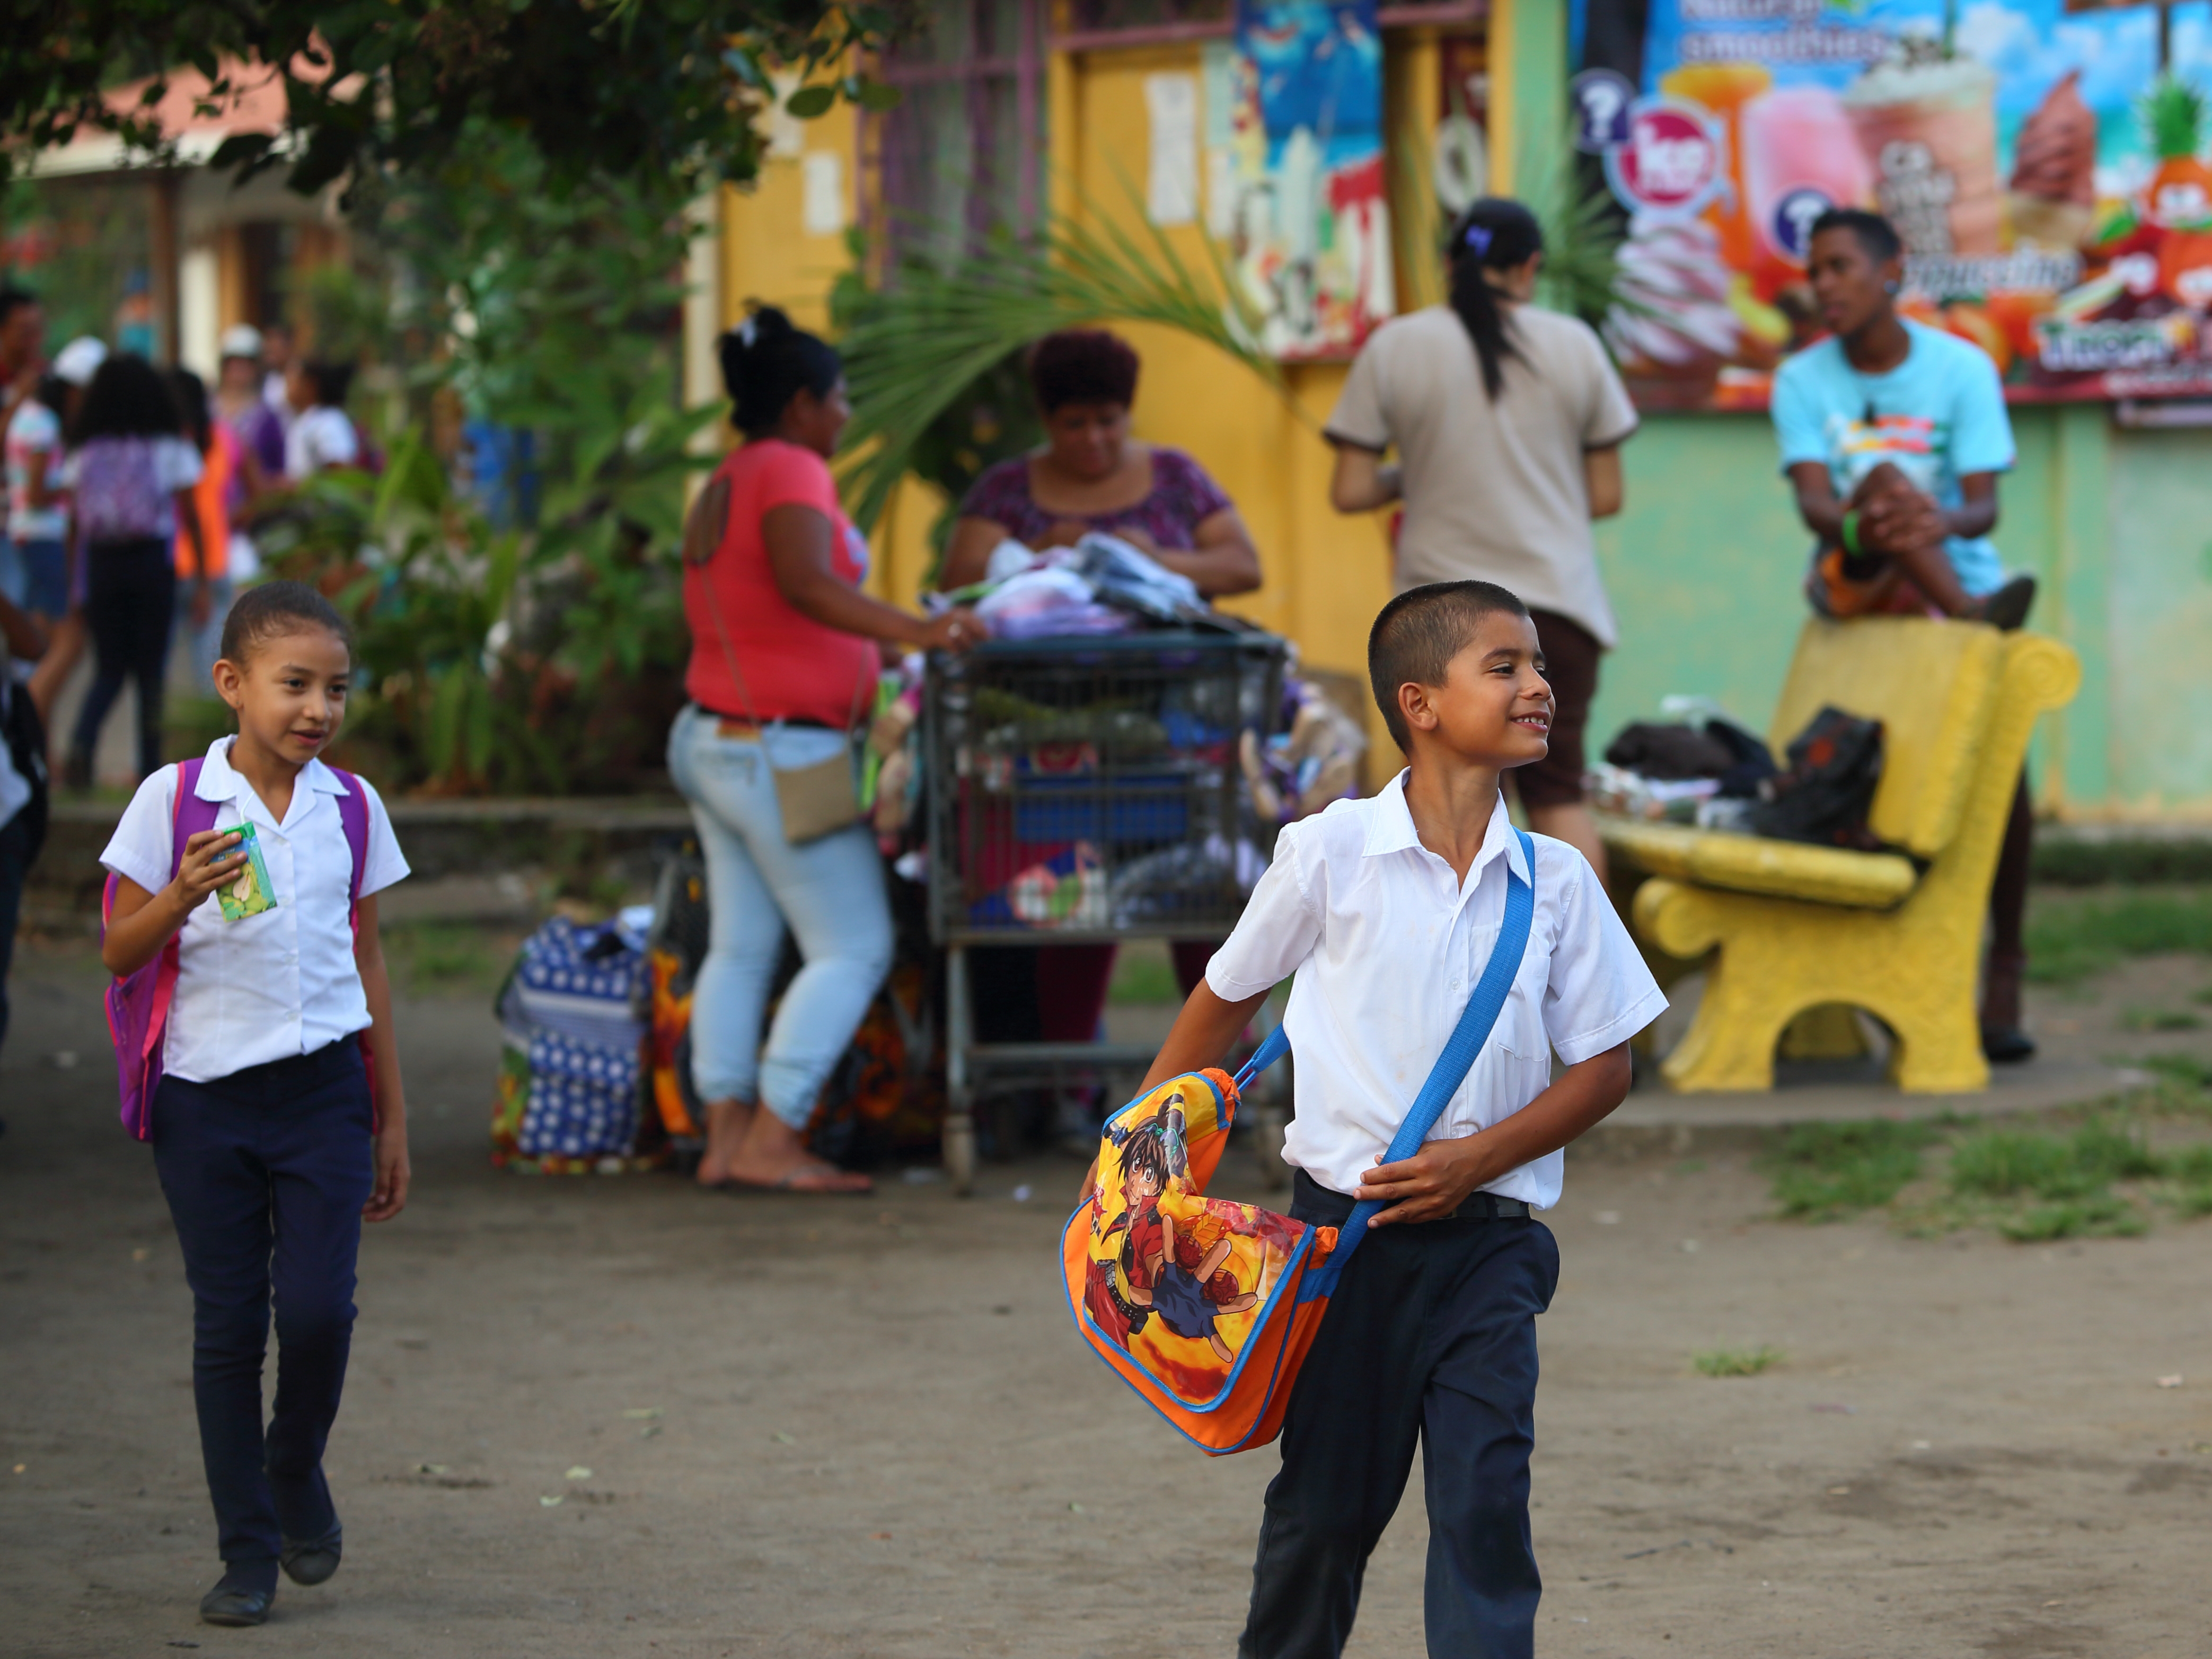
[216,821,278,921]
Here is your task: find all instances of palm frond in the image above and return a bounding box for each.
[1514,124,1629,332]
[835,174,1284,534]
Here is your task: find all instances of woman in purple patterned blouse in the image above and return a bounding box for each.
[940,329,1262,596]
[942,331,1260,1146]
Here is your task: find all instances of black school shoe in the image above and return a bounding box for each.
[200,1566,277,1627]
[281,1523,343,1586]
[1982,1024,2037,1063]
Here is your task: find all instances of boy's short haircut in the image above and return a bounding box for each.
[219,580,353,665]
[1368,580,1531,752]
[1809,206,1902,267]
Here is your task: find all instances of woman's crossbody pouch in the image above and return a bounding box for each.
[683,472,869,846]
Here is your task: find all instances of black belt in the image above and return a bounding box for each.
[1292,1168,1532,1223]
[691,703,834,730]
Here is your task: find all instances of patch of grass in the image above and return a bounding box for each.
[2122,1007,2205,1033]
[2140,1052,2212,1089]
[384,922,506,996]
[1997,1196,2148,1241]
[1947,1119,2161,1201]
[2171,1184,2212,1219]
[2025,887,2212,985]
[2170,1144,2212,1183]
[1693,1345,1783,1378]
[1107,941,1182,1006]
[1761,1119,1938,1219]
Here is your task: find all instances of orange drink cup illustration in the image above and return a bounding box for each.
[1661,61,1772,270]
[1844,56,2003,256]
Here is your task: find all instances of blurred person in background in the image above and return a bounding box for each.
[259,321,297,425]
[7,365,74,622]
[941,329,1264,1148]
[62,354,204,786]
[1,584,50,1113]
[941,328,1261,596]
[214,325,285,494]
[673,306,977,1194]
[0,287,46,607]
[23,335,107,722]
[1327,197,1638,885]
[284,360,360,478]
[169,369,239,685]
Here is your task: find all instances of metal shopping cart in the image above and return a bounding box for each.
[923,629,1292,1192]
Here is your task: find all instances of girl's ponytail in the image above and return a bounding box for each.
[1446,198,1545,401]
[719,303,842,438]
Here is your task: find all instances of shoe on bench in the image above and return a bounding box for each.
[1970,575,2037,632]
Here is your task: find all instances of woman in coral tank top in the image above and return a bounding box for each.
[671,307,977,1193]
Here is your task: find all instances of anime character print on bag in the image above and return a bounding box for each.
[1083,1083,1284,1380]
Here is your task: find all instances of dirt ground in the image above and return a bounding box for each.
[4,937,2211,1659]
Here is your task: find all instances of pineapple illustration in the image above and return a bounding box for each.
[2143,74,2212,233]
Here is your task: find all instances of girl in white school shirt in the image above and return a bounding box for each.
[100,581,410,1628]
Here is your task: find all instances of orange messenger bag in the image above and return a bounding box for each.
[1061,828,1536,1454]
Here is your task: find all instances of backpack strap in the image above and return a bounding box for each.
[328,767,371,925]
[1297,826,1538,1303]
[328,766,380,1129]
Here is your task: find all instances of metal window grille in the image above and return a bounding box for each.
[862,0,1047,262]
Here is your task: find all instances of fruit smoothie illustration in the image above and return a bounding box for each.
[1844,52,2002,256]
[1661,62,1771,273]
[1741,86,1874,278]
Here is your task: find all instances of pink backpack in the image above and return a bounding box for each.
[102,757,371,1140]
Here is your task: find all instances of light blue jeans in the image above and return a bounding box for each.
[666,704,893,1129]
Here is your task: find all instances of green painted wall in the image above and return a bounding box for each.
[1587,406,2212,818]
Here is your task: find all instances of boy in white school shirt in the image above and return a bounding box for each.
[1125,580,1665,1658]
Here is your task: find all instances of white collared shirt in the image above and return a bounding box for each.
[100,739,410,1084]
[1206,773,1666,1208]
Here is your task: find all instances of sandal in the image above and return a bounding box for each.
[727,1162,873,1195]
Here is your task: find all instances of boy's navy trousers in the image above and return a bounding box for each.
[151,1039,374,1579]
[1239,1171,1561,1659]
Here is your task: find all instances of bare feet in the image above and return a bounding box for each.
[695,1097,756,1187]
[724,1106,871,1195]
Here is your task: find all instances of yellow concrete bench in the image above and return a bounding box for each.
[1600,617,2080,1093]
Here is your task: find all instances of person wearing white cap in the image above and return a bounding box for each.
[216,325,285,492]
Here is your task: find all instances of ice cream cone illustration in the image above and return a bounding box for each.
[2009,69,2098,251]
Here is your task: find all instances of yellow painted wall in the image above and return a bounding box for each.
[715,30,1478,705]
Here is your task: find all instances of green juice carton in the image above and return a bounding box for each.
[216,821,278,921]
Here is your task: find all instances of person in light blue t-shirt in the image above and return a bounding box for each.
[1769,207,2039,1064]
[1772,209,2035,630]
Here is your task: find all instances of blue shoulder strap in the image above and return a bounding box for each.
[1239,826,1535,1303]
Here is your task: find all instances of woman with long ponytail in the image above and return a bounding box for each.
[1325,196,1639,880]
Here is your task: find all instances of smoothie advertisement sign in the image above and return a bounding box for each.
[1215,0,1393,360]
[1571,0,2212,407]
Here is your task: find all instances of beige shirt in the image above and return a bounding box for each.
[1326,304,1638,647]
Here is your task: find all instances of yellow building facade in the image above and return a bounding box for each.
[709,0,1556,722]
